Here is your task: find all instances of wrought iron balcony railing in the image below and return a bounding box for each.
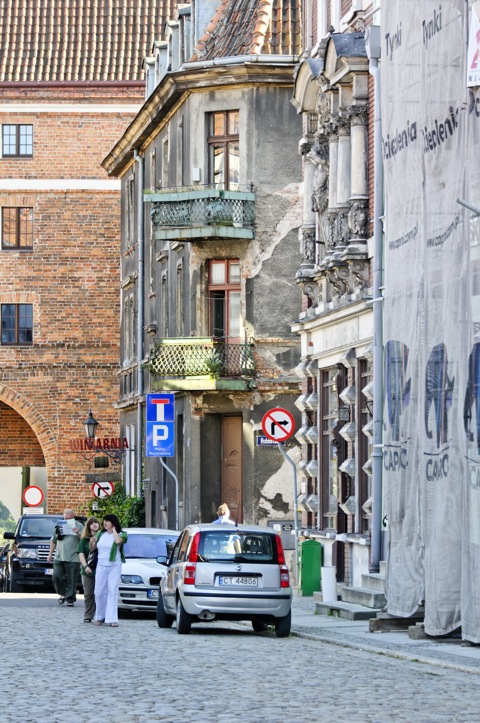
[147,338,256,379]
[145,186,255,234]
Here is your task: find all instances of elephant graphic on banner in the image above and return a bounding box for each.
[424,343,454,448]
[464,342,480,453]
[384,340,411,442]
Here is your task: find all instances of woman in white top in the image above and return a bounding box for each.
[90,514,127,627]
[212,503,235,524]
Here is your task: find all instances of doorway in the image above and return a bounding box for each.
[221,416,243,523]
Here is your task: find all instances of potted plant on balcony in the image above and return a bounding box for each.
[205,351,223,379]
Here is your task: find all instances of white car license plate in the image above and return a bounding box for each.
[45,569,53,575]
[147,589,159,599]
[218,576,258,586]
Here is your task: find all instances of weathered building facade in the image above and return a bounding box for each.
[291,1,379,588]
[103,0,304,534]
[0,1,179,515]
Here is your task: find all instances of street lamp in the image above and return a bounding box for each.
[83,410,99,440]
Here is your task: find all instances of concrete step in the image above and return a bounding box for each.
[361,572,386,592]
[341,585,387,609]
[314,599,382,621]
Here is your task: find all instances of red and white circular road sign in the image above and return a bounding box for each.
[22,485,44,507]
[261,407,295,442]
[91,481,115,499]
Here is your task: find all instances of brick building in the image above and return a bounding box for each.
[0,0,178,516]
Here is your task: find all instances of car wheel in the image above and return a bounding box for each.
[252,620,268,632]
[157,593,174,629]
[176,597,192,634]
[274,609,291,638]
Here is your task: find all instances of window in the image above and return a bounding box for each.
[1,304,33,345]
[150,148,157,191]
[208,259,241,340]
[320,368,341,530]
[161,271,168,337]
[176,263,184,336]
[126,176,135,248]
[2,207,33,249]
[357,359,373,531]
[162,137,169,188]
[2,125,33,157]
[208,111,239,190]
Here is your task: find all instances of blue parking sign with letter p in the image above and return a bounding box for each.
[146,394,175,456]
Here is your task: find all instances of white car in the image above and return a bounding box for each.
[118,527,179,612]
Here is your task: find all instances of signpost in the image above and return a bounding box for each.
[22,486,44,507]
[145,393,179,530]
[261,408,299,584]
[91,481,115,498]
[146,393,175,457]
[261,407,295,443]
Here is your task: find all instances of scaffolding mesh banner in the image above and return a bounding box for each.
[382,1,480,639]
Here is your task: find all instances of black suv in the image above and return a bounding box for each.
[3,514,84,593]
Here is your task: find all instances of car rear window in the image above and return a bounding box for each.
[124,533,178,559]
[199,531,277,563]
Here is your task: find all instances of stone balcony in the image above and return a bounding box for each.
[145,185,255,242]
[146,337,256,391]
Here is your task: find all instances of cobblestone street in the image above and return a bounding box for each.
[2,593,479,723]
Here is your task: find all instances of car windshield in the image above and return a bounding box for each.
[19,517,57,538]
[124,533,178,560]
[198,531,276,563]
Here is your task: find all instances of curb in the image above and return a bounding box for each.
[290,624,480,676]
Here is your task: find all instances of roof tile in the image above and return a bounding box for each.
[0,0,180,82]
[191,0,302,61]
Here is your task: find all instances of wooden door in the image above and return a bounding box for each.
[221,416,243,523]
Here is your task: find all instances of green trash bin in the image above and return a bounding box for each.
[299,539,322,596]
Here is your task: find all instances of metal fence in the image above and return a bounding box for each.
[147,339,256,379]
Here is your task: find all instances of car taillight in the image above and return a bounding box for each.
[184,532,201,585]
[274,533,286,565]
[280,564,290,589]
[275,535,290,588]
[184,564,196,585]
[188,532,200,562]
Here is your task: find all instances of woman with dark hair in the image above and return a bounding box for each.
[77,516,100,623]
[91,514,127,627]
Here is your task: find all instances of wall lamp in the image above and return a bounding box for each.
[70,409,128,467]
[84,409,99,439]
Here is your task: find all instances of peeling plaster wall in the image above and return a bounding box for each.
[141,80,303,528]
[257,443,302,520]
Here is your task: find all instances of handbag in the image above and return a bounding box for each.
[86,548,98,571]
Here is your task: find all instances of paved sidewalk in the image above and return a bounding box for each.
[290,593,480,675]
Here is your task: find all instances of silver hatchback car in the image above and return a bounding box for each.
[156,523,292,637]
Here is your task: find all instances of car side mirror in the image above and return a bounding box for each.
[3,532,14,540]
[156,555,169,566]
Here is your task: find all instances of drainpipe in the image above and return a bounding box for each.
[366,26,384,573]
[134,150,145,498]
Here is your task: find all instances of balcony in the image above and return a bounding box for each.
[146,337,256,391]
[144,185,255,242]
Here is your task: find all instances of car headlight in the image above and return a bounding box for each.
[121,575,143,584]
[17,549,37,559]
